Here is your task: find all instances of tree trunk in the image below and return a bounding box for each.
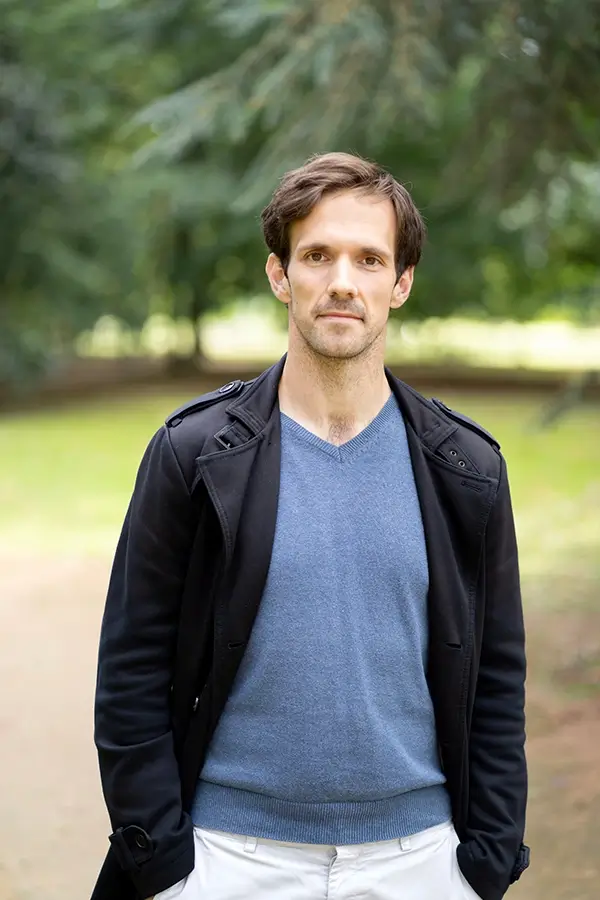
[536,371,599,429]
[190,283,205,367]
[165,283,207,378]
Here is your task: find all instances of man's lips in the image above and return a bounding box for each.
[320,312,362,320]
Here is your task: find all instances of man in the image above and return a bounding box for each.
[92,152,529,900]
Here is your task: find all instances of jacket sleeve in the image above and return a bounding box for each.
[457,455,528,900]
[94,426,197,899]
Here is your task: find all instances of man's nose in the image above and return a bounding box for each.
[328,258,358,297]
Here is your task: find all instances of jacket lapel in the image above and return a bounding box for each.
[390,376,497,748]
[195,359,284,719]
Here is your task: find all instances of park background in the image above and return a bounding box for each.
[0,2,599,898]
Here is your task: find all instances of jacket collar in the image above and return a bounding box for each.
[224,354,286,437]
[221,354,459,455]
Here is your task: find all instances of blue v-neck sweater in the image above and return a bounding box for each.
[192,395,450,843]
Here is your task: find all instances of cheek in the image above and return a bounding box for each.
[289,270,325,301]
[368,277,397,308]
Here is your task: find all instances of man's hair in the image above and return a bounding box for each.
[261,152,426,278]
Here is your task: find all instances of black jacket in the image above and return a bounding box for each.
[92,356,529,900]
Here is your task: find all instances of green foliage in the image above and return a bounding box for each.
[126,0,600,329]
[136,0,600,319]
[139,1,600,203]
[0,0,146,380]
[1,0,599,381]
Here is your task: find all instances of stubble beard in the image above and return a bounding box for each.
[288,293,388,364]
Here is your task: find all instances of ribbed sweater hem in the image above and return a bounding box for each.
[191,782,452,845]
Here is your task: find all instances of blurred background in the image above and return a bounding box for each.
[0,1,599,898]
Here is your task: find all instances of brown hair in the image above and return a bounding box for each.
[261,152,426,278]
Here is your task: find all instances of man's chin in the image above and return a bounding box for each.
[308,340,366,361]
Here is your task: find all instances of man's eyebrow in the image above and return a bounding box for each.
[360,245,392,261]
[295,242,331,255]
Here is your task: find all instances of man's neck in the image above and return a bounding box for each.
[278,345,392,446]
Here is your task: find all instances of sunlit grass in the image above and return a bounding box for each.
[440,392,600,598]
[1,386,598,593]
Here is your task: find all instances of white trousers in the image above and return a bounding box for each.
[155,820,482,900]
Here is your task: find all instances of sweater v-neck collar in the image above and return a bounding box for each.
[281,394,398,462]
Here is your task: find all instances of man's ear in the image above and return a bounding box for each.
[265,254,291,305]
[391,265,414,310]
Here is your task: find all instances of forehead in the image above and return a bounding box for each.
[289,189,396,254]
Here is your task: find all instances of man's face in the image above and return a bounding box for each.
[266,189,413,361]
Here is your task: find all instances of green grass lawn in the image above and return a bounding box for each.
[441,391,600,602]
[0,386,598,601]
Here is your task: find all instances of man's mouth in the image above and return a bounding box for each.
[320,312,362,320]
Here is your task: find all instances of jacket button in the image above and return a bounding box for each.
[135,834,148,849]
[219,380,239,394]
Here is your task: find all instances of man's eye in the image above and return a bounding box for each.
[307,252,325,262]
[364,256,380,267]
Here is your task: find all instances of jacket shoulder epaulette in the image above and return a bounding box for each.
[431,397,500,451]
[166,379,246,428]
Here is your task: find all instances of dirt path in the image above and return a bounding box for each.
[0,554,110,900]
[0,553,598,900]
[518,700,600,900]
